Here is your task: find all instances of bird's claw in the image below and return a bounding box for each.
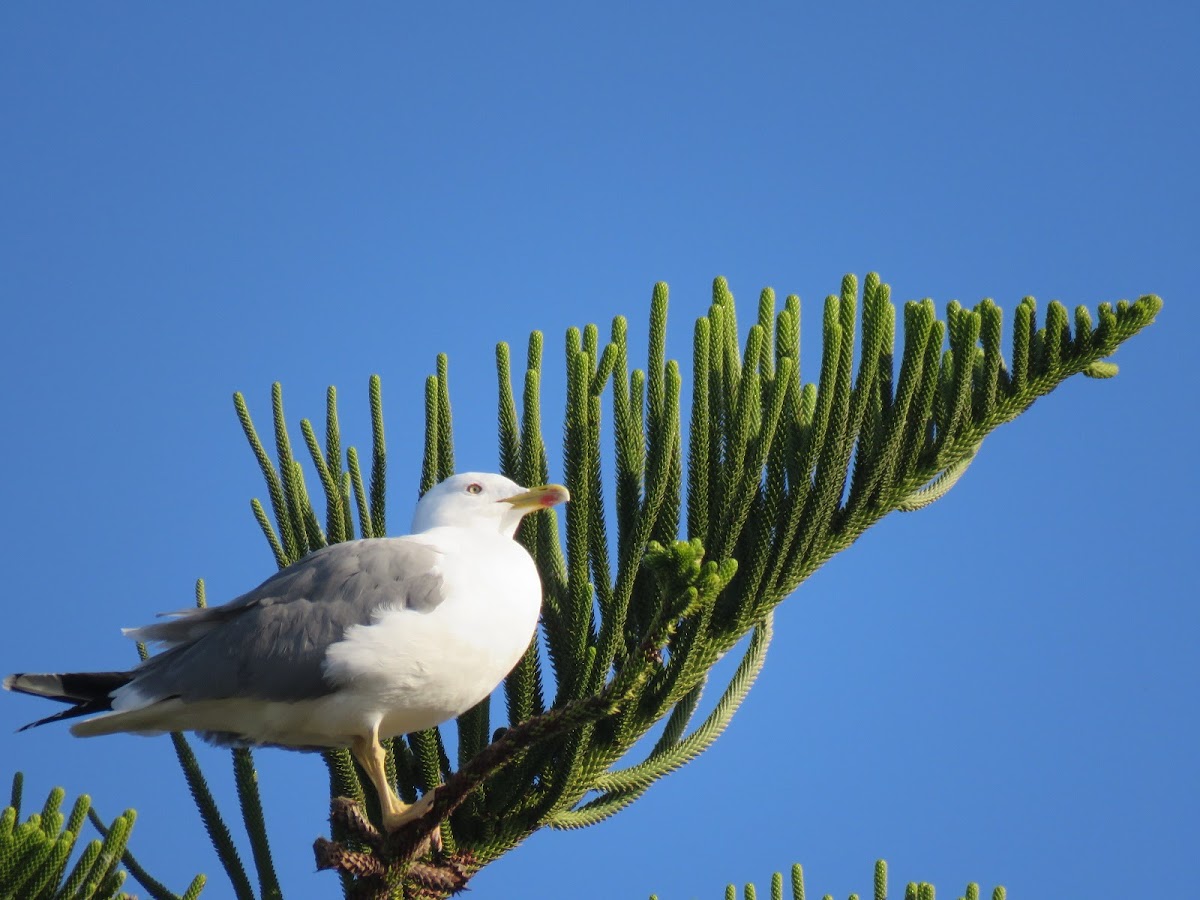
[325,794,442,859]
[397,820,443,857]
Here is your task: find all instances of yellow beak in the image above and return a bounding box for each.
[502,484,570,512]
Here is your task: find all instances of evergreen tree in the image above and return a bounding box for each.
[2,274,1160,899]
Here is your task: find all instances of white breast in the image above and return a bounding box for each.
[320,527,543,738]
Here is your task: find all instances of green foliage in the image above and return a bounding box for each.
[228,273,1157,897]
[7,273,1157,898]
[648,859,1007,900]
[0,772,205,900]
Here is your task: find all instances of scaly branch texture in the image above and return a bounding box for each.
[0,772,205,900]
[222,273,1156,898]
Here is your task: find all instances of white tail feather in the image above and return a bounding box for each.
[4,673,67,698]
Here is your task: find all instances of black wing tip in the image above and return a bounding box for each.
[6,673,129,736]
[7,672,123,732]
[16,700,112,732]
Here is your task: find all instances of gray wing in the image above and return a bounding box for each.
[126,538,446,704]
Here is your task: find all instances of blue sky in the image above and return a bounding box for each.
[1,3,1195,899]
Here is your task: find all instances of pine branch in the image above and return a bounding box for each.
[299,275,1158,896]
[88,807,207,900]
[97,272,1155,899]
[232,748,282,900]
[1,776,202,900]
[648,858,1005,900]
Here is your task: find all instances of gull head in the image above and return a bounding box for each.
[411,472,570,538]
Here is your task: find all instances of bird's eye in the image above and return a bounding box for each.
[466,483,483,495]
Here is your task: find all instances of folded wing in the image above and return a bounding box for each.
[122,537,448,707]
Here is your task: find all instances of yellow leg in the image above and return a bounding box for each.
[350,730,436,835]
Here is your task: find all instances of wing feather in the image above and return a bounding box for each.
[123,538,446,704]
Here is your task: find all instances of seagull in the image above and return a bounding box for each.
[4,472,569,833]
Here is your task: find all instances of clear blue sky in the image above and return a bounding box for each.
[2,4,1195,899]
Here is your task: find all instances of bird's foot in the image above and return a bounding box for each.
[397,824,443,858]
[383,791,442,854]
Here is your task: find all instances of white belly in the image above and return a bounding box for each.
[318,532,542,740]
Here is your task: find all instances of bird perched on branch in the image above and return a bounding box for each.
[5,472,569,834]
